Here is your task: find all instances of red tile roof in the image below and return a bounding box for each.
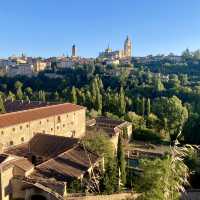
[32,145,99,181]
[5,134,79,160]
[0,103,85,128]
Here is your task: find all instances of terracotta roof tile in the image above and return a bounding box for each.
[13,158,34,171]
[32,145,99,181]
[5,133,79,160]
[0,103,85,128]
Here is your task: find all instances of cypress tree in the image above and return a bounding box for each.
[0,96,5,114]
[118,86,126,116]
[16,88,23,100]
[70,86,77,104]
[96,92,102,113]
[53,91,60,102]
[101,158,117,194]
[7,91,15,101]
[141,97,145,117]
[136,97,141,115]
[39,90,46,102]
[117,133,126,189]
[146,98,151,116]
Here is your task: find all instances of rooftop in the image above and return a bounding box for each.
[31,145,99,181]
[0,102,85,128]
[5,133,79,160]
[4,100,56,113]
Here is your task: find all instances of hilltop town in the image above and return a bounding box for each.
[0,37,200,200]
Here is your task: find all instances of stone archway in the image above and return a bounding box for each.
[31,194,46,200]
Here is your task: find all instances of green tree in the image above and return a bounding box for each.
[0,96,5,114]
[96,92,102,113]
[182,113,200,144]
[182,48,192,60]
[83,132,115,164]
[70,86,77,104]
[153,96,188,141]
[53,91,60,102]
[125,112,145,129]
[118,86,126,116]
[24,87,33,96]
[16,88,23,100]
[146,98,151,116]
[38,90,46,102]
[101,158,118,194]
[141,97,145,117]
[154,77,165,92]
[7,91,15,101]
[135,143,190,200]
[117,134,126,188]
[14,81,23,91]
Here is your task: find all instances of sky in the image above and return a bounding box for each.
[0,0,199,58]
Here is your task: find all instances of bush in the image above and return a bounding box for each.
[132,128,162,143]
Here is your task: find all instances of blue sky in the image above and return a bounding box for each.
[0,0,199,58]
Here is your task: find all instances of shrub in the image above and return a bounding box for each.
[132,128,162,143]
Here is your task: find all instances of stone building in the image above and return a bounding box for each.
[86,116,132,149]
[0,101,101,200]
[33,60,48,72]
[71,44,77,58]
[7,64,34,77]
[0,134,100,200]
[0,102,86,150]
[98,36,132,60]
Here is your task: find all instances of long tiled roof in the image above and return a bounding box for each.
[5,100,56,113]
[5,133,79,159]
[32,145,99,181]
[0,103,85,128]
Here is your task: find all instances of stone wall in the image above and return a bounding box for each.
[0,165,13,200]
[67,192,139,200]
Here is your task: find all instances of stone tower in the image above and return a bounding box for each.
[71,44,77,57]
[124,36,132,58]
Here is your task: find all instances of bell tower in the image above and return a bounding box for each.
[71,44,77,57]
[124,36,132,58]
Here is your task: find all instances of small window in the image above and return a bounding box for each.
[57,116,61,123]
[72,131,76,138]
[51,128,53,131]
[39,121,42,125]
[26,124,29,128]
[10,141,14,146]
[21,137,24,142]
[43,130,45,134]
[20,126,23,130]
[63,124,65,127]
[47,119,49,122]
[66,114,68,118]
[57,126,59,130]
[12,128,15,132]
[1,131,4,135]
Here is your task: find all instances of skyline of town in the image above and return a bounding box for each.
[0,0,200,58]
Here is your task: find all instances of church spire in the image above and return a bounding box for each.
[124,35,132,57]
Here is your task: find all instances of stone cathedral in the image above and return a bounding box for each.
[99,36,132,59]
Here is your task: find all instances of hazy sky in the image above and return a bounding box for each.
[0,0,199,58]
